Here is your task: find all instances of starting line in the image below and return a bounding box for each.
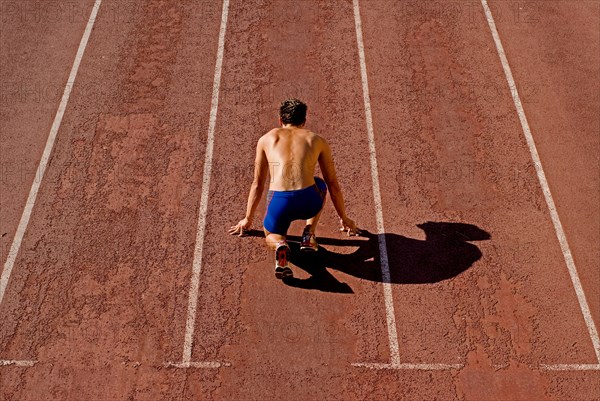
[541,364,600,371]
[4,359,598,371]
[353,362,463,370]
[351,363,599,371]
[165,361,231,369]
[0,360,37,367]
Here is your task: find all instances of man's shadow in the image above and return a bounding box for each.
[248,222,490,293]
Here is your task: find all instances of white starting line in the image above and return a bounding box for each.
[166,361,231,369]
[353,362,463,371]
[541,364,600,371]
[0,360,37,367]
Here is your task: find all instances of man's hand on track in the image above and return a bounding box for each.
[340,217,361,236]
[229,217,251,236]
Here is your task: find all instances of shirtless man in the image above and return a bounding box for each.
[229,98,360,279]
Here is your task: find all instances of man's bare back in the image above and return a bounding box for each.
[260,126,324,191]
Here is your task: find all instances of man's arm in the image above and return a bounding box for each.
[229,136,269,236]
[244,136,269,222]
[318,138,360,235]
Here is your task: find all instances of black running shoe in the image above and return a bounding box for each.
[300,231,318,252]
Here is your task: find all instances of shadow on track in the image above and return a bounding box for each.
[245,222,490,294]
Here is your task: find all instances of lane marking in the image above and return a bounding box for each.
[353,362,463,370]
[541,364,600,371]
[0,0,103,307]
[356,362,600,371]
[0,360,37,367]
[166,361,231,369]
[481,0,600,365]
[179,0,230,368]
[352,0,400,366]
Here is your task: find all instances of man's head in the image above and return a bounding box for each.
[279,98,307,127]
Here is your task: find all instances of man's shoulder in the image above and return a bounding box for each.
[258,129,278,143]
[308,131,327,146]
[296,129,321,141]
[301,131,328,152]
[263,127,287,137]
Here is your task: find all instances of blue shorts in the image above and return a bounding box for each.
[263,177,327,235]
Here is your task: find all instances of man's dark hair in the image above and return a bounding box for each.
[279,98,307,126]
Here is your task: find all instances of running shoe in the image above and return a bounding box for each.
[300,231,318,252]
[274,241,292,279]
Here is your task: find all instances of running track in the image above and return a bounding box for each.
[0,1,598,400]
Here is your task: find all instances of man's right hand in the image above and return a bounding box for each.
[229,217,252,236]
[339,217,361,236]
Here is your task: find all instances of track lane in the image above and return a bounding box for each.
[359,1,598,400]
[0,0,97,282]
[182,1,415,399]
[1,1,224,399]
[487,0,599,349]
[484,2,600,398]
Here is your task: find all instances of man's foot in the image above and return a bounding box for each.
[300,231,318,252]
[274,241,292,279]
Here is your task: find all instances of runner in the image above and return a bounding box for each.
[229,98,360,278]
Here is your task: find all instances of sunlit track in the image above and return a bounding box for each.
[0,0,598,399]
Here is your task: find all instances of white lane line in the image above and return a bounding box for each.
[180,0,230,368]
[0,360,37,367]
[0,0,103,307]
[541,364,600,371]
[481,0,600,365]
[353,362,463,370]
[352,0,400,366]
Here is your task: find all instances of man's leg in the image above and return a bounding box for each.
[304,195,326,235]
[304,176,328,236]
[264,227,292,279]
[263,190,294,278]
[301,178,327,252]
[264,228,286,250]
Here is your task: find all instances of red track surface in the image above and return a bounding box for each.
[0,1,598,400]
